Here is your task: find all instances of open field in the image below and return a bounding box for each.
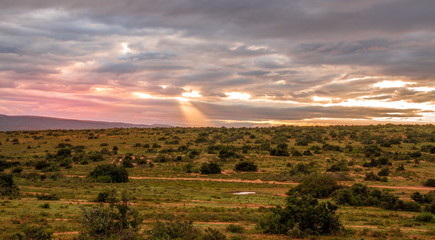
[1,125,434,239]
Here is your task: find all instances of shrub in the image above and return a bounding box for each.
[202,228,227,240]
[0,173,20,196]
[332,183,421,212]
[257,194,342,236]
[411,192,432,204]
[234,161,258,172]
[200,162,221,174]
[270,143,290,156]
[36,194,60,200]
[288,173,341,198]
[95,189,117,203]
[147,220,202,240]
[415,212,434,222]
[226,224,244,233]
[378,168,390,176]
[88,164,129,183]
[327,160,348,172]
[364,172,381,181]
[20,224,53,240]
[424,179,435,187]
[148,221,227,240]
[79,191,142,240]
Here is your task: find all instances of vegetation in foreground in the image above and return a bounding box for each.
[0,124,434,239]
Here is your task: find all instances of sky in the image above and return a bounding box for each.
[0,0,434,127]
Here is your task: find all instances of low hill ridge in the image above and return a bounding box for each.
[0,114,171,131]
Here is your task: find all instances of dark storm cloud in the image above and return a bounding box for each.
[192,102,424,121]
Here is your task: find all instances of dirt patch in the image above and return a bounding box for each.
[64,175,434,191]
[345,225,429,232]
[52,231,79,236]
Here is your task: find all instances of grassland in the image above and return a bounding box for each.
[0,125,434,239]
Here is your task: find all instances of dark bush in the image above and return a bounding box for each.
[226,224,244,233]
[424,179,435,187]
[88,164,129,183]
[378,168,390,176]
[332,183,421,212]
[0,173,20,196]
[95,189,117,203]
[19,223,53,240]
[147,220,202,240]
[234,161,258,172]
[364,172,381,181]
[327,160,349,172]
[257,194,342,236]
[36,194,60,200]
[270,143,290,156]
[415,212,434,222]
[288,173,341,198]
[200,162,221,174]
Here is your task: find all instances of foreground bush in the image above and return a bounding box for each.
[79,191,142,240]
[257,194,342,237]
[148,220,226,240]
[88,164,129,183]
[0,173,19,196]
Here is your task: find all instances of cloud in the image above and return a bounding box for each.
[0,0,434,125]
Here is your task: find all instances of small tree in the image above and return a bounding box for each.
[89,164,129,183]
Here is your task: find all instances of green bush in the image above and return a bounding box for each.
[364,172,381,181]
[36,194,60,200]
[234,161,257,172]
[147,220,202,240]
[226,224,244,233]
[95,189,117,203]
[0,173,19,196]
[21,224,53,240]
[415,212,434,222]
[257,194,342,236]
[89,164,129,183]
[288,173,341,198]
[332,183,421,212]
[201,228,227,240]
[424,179,435,187]
[200,162,221,174]
[147,220,227,240]
[79,191,142,240]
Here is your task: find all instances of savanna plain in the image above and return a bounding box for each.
[0,125,434,239]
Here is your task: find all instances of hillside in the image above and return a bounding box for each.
[0,114,171,131]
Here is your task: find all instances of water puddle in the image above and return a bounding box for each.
[232,191,256,195]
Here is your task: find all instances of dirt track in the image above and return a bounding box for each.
[64,175,435,191]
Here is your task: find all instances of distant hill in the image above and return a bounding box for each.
[0,114,171,131]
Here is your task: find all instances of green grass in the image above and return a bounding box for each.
[1,125,434,239]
